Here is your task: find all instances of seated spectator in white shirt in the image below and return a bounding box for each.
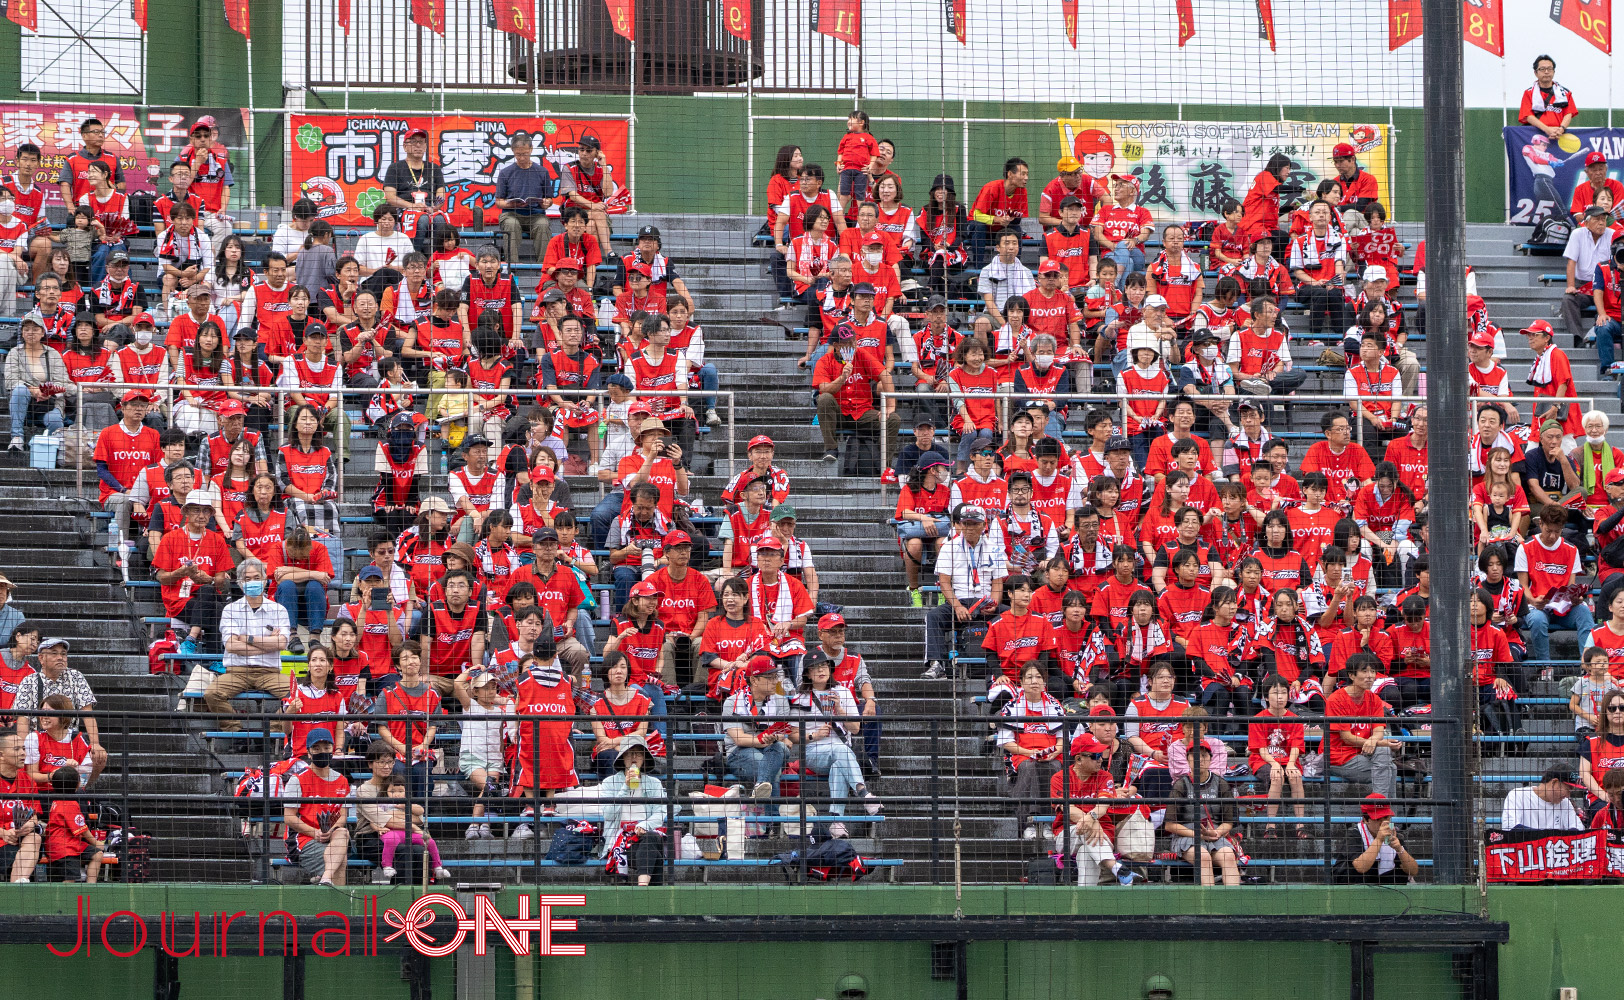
[977,229,1035,327]
[1500,766,1584,830]
[921,503,1008,679]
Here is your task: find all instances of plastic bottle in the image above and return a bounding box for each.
[257,205,269,232]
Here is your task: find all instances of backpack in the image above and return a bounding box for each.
[770,838,872,882]
[545,820,602,864]
[148,630,180,674]
[1532,216,1573,248]
[1025,852,1078,885]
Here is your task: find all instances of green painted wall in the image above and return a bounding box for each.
[0,882,1611,999]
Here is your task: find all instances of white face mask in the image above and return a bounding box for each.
[1200,346,1219,361]
[1033,353,1054,369]
[863,251,882,267]
[133,327,154,346]
[1588,433,1608,446]
[0,201,15,216]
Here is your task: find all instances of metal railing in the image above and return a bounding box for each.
[0,705,1478,887]
[62,381,737,502]
[874,389,1597,497]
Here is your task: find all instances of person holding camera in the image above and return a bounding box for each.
[921,504,1007,680]
[1093,174,1154,281]
[606,482,672,612]
[1339,793,1418,884]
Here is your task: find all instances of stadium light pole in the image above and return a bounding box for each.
[1422,0,1472,885]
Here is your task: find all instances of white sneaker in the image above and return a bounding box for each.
[752,781,772,799]
[466,823,483,839]
[7,436,20,451]
[478,823,494,839]
[706,408,722,427]
[381,866,397,880]
[433,867,453,881]
[828,822,849,839]
[510,823,534,841]
[1021,825,1038,841]
[858,787,883,815]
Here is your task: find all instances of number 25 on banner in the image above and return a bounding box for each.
[1465,0,1503,56]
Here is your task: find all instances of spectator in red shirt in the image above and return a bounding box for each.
[834,109,878,214]
[93,390,161,557]
[1239,152,1293,243]
[1093,175,1154,281]
[646,530,717,688]
[1325,654,1401,798]
[274,526,334,651]
[1516,504,1595,663]
[813,322,898,472]
[152,489,233,654]
[1570,151,1624,224]
[968,157,1029,267]
[1518,55,1577,139]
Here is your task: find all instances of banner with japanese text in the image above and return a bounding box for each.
[288,113,630,226]
[1484,829,1622,882]
[1055,118,1392,224]
[1502,125,1624,225]
[0,103,249,211]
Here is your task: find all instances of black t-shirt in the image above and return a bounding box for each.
[381,159,447,203]
[1520,444,1569,501]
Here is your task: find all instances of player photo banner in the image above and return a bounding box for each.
[1056,118,1392,226]
[1483,829,1622,882]
[288,114,631,225]
[1503,125,1624,226]
[0,103,249,211]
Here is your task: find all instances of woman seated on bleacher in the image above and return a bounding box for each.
[281,644,349,759]
[790,656,881,839]
[998,662,1065,842]
[595,737,668,886]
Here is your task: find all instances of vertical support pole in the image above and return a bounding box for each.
[1422,0,1473,887]
[246,40,258,207]
[745,64,755,217]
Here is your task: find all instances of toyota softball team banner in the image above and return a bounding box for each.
[1055,118,1393,224]
[1503,125,1624,225]
[288,113,630,226]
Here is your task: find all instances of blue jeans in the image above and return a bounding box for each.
[1132,431,1156,472]
[861,718,881,766]
[640,681,669,738]
[1523,603,1597,663]
[727,744,788,793]
[9,385,64,438]
[803,740,864,814]
[1107,244,1145,281]
[612,565,640,614]
[90,240,127,287]
[695,362,720,415]
[1044,410,1068,438]
[590,490,624,549]
[276,579,328,632]
[1598,318,1622,374]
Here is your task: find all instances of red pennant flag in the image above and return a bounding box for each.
[337,0,349,33]
[224,0,250,38]
[605,0,634,41]
[492,0,535,40]
[131,0,147,30]
[944,0,966,44]
[1551,0,1611,54]
[1464,0,1502,55]
[411,0,445,35]
[813,0,860,46]
[1177,0,1194,46]
[1388,0,1422,49]
[1061,0,1077,47]
[722,0,751,40]
[1256,0,1276,50]
[5,0,36,31]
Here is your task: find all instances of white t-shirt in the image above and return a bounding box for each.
[459,698,512,769]
[1499,785,1583,831]
[354,231,416,271]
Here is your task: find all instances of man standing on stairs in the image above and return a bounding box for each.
[203,558,292,731]
[92,390,161,579]
[813,323,899,471]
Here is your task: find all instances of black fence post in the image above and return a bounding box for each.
[120,714,132,884]
[929,717,940,885]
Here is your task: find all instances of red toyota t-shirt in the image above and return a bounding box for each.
[982,610,1057,683]
[648,566,718,635]
[92,422,161,503]
[1325,686,1387,767]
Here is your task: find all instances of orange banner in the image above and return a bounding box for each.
[1061,0,1077,47]
[605,0,634,41]
[1388,0,1422,49]
[722,0,750,40]
[1177,0,1194,46]
[223,0,249,38]
[814,0,860,46]
[1465,0,1502,55]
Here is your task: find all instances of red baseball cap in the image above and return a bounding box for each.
[1520,319,1555,337]
[628,401,653,417]
[747,434,775,451]
[625,261,652,277]
[1587,150,1609,166]
[628,580,663,599]
[1088,704,1117,717]
[1606,469,1624,486]
[1332,142,1357,159]
[403,127,429,141]
[1069,733,1107,755]
[1037,257,1063,275]
[663,529,692,547]
[121,389,154,404]
[1467,329,1495,349]
[746,653,779,677]
[1360,793,1394,821]
[756,537,785,552]
[817,612,846,631]
[531,466,555,483]
[190,115,216,133]
[129,311,156,327]
[216,399,248,418]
